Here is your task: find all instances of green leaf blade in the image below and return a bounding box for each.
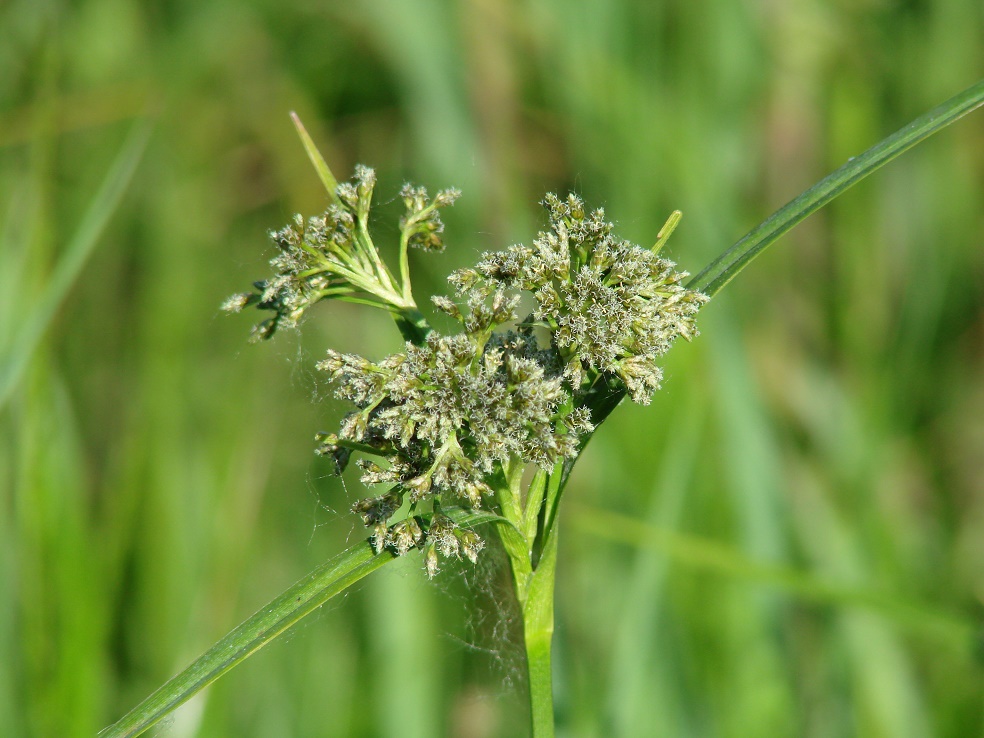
[99,541,396,738]
[689,78,984,297]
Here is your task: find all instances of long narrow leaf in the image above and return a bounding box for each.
[98,540,396,738]
[571,79,984,439]
[689,78,984,296]
[0,120,152,411]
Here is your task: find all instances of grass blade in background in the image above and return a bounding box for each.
[689,78,984,297]
[604,389,703,736]
[98,540,398,738]
[570,504,975,648]
[0,120,152,411]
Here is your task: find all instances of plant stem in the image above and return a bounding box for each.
[522,527,558,738]
[498,464,561,738]
[524,616,555,737]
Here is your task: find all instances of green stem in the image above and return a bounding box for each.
[520,468,548,547]
[399,229,413,301]
[500,458,525,526]
[496,462,560,738]
[522,523,559,738]
[357,216,400,295]
[496,462,533,602]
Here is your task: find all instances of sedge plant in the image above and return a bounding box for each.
[100,80,984,738]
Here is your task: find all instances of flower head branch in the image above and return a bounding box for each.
[223,157,457,343]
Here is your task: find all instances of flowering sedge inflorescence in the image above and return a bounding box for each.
[226,167,707,576]
[222,165,458,341]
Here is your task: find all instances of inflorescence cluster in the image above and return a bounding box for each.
[453,193,707,403]
[227,168,707,576]
[223,165,459,341]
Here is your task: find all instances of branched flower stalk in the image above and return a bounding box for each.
[224,143,707,734]
[100,80,984,738]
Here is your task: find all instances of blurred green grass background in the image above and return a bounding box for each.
[2,1,983,736]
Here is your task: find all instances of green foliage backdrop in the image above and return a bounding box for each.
[1,1,982,736]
